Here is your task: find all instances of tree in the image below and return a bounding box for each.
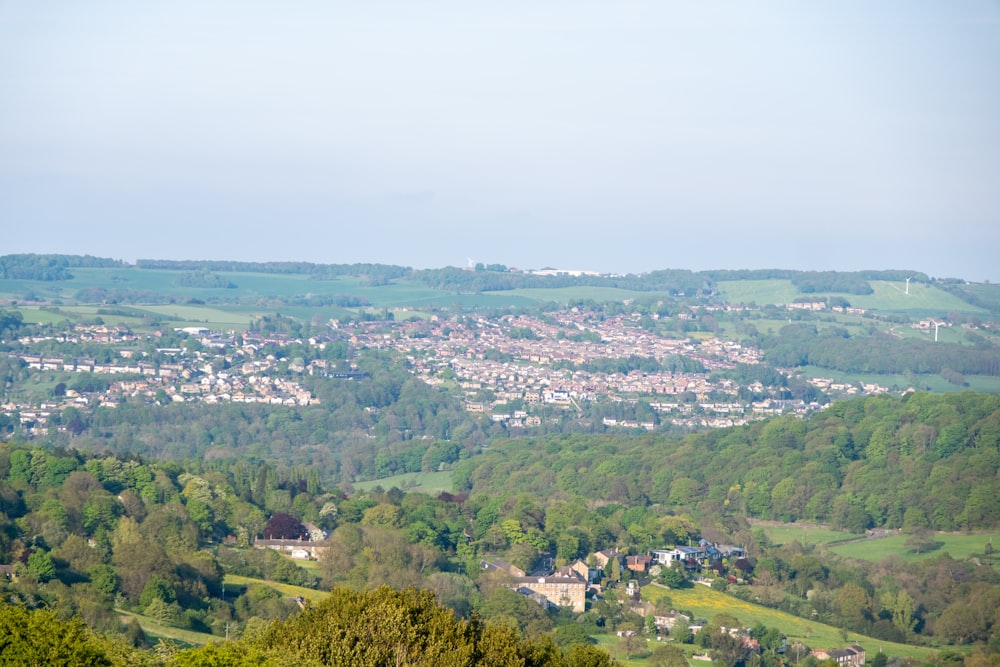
[658,565,687,588]
[263,512,306,540]
[27,551,56,582]
[0,605,113,666]
[649,644,689,667]
[618,632,644,660]
[672,616,694,644]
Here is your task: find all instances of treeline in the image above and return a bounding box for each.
[136,259,412,284]
[174,271,236,289]
[453,392,1000,532]
[0,254,124,281]
[413,266,713,296]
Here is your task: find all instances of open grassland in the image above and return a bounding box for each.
[850,281,988,315]
[717,279,985,316]
[139,304,253,329]
[759,524,861,547]
[642,584,937,661]
[828,532,1000,566]
[717,280,800,305]
[352,470,454,494]
[116,609,219,647]
[223,574,330,603]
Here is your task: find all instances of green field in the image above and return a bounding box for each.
[352,470,454,494]
[223,574,330,603]
[717,280,801,306]
[643,584,937,661]
[828,532,1000,566]
[140,304,253,329]
[116,608,219,647]
[717,279,985,316]
[851,282,988,316]
[759,524,862,547]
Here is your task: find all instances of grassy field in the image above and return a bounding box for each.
[851,281,987,315]
[140,304,254,329]
[716,279,985,316]
[116,609,219,647]
[717,280,801,305]
[759,525,862,547]
[352,470,454,494]
[223,574,330,603]
[828,532,1000,566]
[643,584,937,661]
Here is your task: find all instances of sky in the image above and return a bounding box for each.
[1,1,999,280]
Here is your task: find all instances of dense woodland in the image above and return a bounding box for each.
[1,392,999,665]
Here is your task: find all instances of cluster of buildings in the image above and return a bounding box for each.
[343,311,827,429]
[3,305,896,436]
[2,326,319,433]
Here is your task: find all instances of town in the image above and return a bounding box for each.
[1,305,893,436]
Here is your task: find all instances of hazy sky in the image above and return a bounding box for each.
[2,2,999,280]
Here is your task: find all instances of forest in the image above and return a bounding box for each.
[1,392,999,666]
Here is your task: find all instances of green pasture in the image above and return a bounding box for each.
[717,280,800,306]
[716,279,984,317]
[4,306,77,326]
[643,584,936,661]
[352,470,454,495]
[140,304,252,329]
[223,574,330,603]
[828,532,1000,566]
[7,304,171,329]
[116,608,219,647]
[850,282,987,315]
[759,524,861,547]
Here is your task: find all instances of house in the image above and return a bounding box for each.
[626,554,653,573]
[480,558,526,578]
[253,538,326,560]
[654,546,704,568]
[568,559,601,584]
[653,611,691,632]
[591,548,623,570]
[508,574,586,613]
[812,646,866,667]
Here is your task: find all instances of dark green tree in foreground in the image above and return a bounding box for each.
[0,605,112,667]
